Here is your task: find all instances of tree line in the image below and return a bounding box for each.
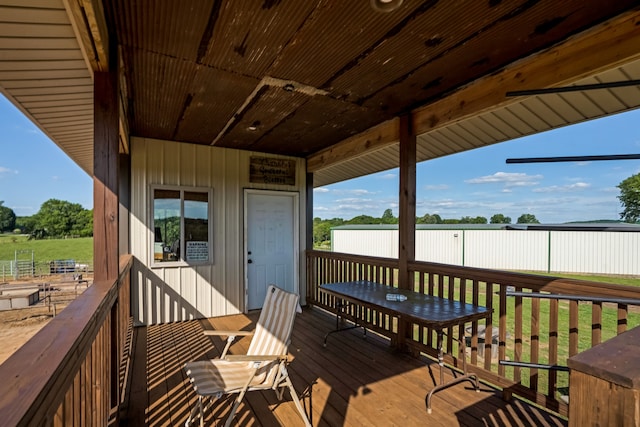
[313,171,640,245]
[313,209,540,245]
[0,199,92,239]
[1,173,637,242]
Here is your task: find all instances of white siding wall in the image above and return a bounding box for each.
[331,228,640,275]
[415,230,463,265]
[550,231,640,275]
[332,230,398,258]
[464,230,549,271]
[130,137,307,325]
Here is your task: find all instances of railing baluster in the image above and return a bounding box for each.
[471,279,479,366]
[305,250,640,417]
[498,285,507,377]
[514,286,522,383]
[618,303,628,334]
[592,302,602,346]
[548,298,559,399]
[484,282,494,370]
[569,300,579,357]
[531,295,540,392]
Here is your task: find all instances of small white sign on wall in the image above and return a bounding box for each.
[186,241,209,262]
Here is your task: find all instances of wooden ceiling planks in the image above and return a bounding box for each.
[106,0,639,162]
[3,0,640,183]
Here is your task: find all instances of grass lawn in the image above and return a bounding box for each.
[418,271,640,396]
[0,234,93,264]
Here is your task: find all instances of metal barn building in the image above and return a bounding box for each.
[331,223,640,276]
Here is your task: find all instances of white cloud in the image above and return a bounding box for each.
[335,197,374,203]
[465,172,542,187]
[424,184,449,191]
[333,189,376,196]
[532,182,590,193]
[380,173,396,180]
[0,166,17,175]
[313,187,329,193]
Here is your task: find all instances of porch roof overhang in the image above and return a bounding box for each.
[1,1,640,187]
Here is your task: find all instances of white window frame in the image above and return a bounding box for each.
[150,185,213,267]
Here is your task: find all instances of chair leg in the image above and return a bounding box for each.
[199,396,204,427]
[282,371,312,427]
[185,395,204,427]
[224,389,247,427]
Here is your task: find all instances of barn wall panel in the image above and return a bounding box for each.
[464,230,549,271]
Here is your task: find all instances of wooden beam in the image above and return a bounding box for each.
[94,56,119,282]
[307,9,640,173]
[413,9,640,134]
[398,114,416,291]
[63,0,110,72]
[307,117,399,173]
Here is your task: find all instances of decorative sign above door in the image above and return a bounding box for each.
[249,156,296,185]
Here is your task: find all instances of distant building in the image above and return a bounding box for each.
[331,223,640,276]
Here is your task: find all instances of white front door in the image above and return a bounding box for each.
[244,190,299,310]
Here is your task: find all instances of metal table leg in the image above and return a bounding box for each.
[425,329,480,414]
[323,300,366,347]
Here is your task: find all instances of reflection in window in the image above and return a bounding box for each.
[153,188,210,264]
[184,191,209,262]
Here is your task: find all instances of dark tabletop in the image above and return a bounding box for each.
[321,281,491,330]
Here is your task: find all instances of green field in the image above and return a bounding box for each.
[416,272,640,397]
[0,234,93,264]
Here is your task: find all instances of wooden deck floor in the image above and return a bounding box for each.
[123,307,568,427]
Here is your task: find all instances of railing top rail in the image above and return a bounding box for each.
[0,254,133,426]
[505,291,640,306]
[307,250,398,268]
[307,251,640,300]
[407,259,640,299]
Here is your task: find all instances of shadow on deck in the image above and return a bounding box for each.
[122,306,567,426]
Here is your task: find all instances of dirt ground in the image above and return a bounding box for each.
[0,276,91,365]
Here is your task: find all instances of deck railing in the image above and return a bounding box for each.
[306,250,640,416]
[0,254,133,426]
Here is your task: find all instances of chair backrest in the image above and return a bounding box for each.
[247,285,300,386]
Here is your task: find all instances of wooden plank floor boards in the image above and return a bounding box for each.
[122,307,567,427]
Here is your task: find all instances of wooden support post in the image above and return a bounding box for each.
[305,171,314,306]
[94,47,120,423]
[305,171,314,252]
[398,114,416,292]
[118,153,131,257]
[93,66,119,282]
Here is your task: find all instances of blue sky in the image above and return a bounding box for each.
[1,93,639,223]
[0,95,93,216]
[314,109,640,223]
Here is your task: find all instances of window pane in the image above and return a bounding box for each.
[184,191,209,262]
[154,189,180,262]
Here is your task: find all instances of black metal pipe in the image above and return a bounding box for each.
[506,79,640,97]
[506,154,640,163]
[499,360,569,372]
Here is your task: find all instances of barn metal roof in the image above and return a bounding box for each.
[1,1,639,186]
